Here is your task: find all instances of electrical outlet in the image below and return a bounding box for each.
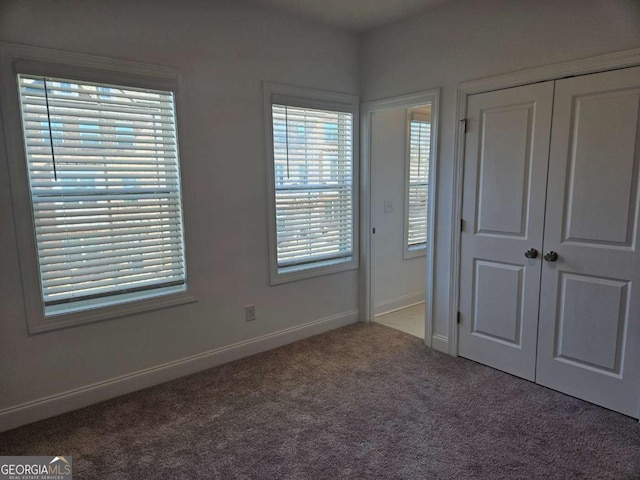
[245,304,256,322]
[384,200,393,213]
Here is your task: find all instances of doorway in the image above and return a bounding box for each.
[361,90,439,343]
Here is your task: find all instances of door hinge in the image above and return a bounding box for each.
[457,312,461,324]
[460,118,467,133]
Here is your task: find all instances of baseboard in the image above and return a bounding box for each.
[374,291,425,317]
[431,334,449,354]
[0,310,359,433]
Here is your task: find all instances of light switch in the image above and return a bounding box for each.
[384,200,393,213]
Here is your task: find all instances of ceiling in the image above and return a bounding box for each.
[243,0,452,32]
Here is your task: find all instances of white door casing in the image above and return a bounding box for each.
[458,82,554,381]
[536,66,640,418]
[360,90,440,346]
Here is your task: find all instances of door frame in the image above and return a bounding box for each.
[449,47,640,357]
[360,89,440,346]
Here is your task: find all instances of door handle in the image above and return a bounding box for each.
[524,248,538,259]
[543,251,559,262]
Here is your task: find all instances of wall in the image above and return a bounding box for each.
[0,0,359,429]
[360,0,640,350]
[371,108,425,315]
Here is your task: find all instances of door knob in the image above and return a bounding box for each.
[543,251,559,262]
[524,248,538,259]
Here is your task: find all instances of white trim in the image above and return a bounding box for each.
[360,89,439,349]
[374,291,424,317]
[456,48,640,96]
[2,43,181,87]
[0,42,195,334]
[262,82,360,286]
[359,103,372,323]
[431,334,449,354]
[449,47,640,357]
[404,245,427,260]
[0,309,359,432]
[31,291,197,334]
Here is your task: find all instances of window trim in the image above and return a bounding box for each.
[263,82,359,286]
[0,43,196,334]
[403,108,434,260]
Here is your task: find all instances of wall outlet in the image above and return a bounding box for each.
[384,200,393,213]
[245,304,256,322]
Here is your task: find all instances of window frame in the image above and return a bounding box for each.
[403,105,436,260]
[0,43,196,334]
[263,82,359,285]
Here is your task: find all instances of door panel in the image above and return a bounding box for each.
[473,260,524,345]
[555,273,628,373]
[537,66,640,418]
[563,90,640,246]
[476,107,532,236]
[459,82,554,380]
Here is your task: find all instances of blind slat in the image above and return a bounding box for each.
[37,225,182,243]
[43,271,184,296]
[41,245,184,267]
[38,234,184,256]
[42,259,184,283]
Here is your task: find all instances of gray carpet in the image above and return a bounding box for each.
[1,323,640,479]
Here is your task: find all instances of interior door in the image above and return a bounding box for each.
[536,66,640,418]
[458,82,554,380]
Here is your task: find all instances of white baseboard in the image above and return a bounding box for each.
[431,334,449,354]
[0,310,359,433]
[374,291,425,317]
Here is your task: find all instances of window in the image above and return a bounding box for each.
[264,83,358,284]
[16,73,188,320]
[405,108,432,258]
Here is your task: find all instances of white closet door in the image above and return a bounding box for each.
[537,66,640,418]
[458,82,554,380]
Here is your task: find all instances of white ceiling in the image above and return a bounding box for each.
[243,0,452,32]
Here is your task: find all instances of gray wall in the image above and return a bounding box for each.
[361,0,640,347]
[0,0,359,414]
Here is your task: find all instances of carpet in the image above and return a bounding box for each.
[1,323,639,479]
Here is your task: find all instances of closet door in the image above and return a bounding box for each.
[458,82,553,380]
[537,66,640,418]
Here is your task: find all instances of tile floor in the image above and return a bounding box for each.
[375,303,425,339]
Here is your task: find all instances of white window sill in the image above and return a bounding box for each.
[270,257,358,286]
[29,287,197,334]
[404,245,427,260]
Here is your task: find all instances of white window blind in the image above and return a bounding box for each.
[272,104,354,271]
[17,74,186,312]
[408,118,431,248]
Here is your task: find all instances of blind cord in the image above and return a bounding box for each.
[284,106,290,179]
[417,122,422,178]
[42,78,58,181]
